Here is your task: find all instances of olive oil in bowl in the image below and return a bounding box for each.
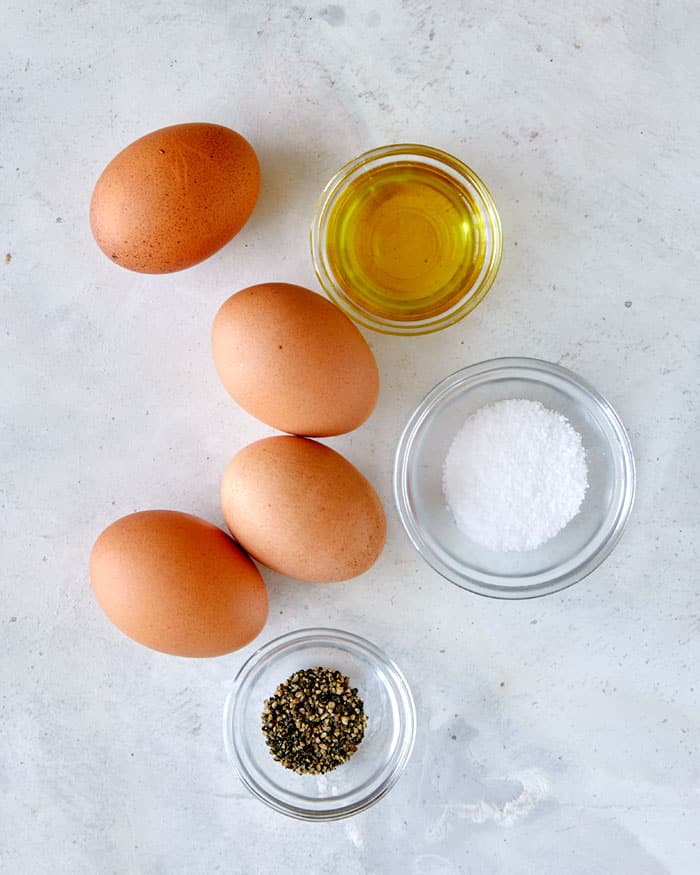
[311,145,502,335]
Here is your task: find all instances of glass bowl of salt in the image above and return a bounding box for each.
[393,357,636,598]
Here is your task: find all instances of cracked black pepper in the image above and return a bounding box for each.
[261,667,368,774]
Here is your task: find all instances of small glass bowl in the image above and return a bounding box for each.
[310,144,502,335]
[393,357,636,599]
[223,628,416,821]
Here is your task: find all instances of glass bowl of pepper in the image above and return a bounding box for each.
[223,627,416,821]
[393,357,636,599]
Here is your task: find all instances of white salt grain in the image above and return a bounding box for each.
[442,399,588,552]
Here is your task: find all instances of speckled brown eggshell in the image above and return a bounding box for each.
[220,436,386,583]
[90,123,260,273]
[211,283,380,437]
[89,510,268,657]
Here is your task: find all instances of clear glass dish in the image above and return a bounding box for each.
[310,144,502,335]
[223,627,416,821]
[393,357,636,599]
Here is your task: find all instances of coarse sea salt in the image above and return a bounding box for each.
[442,399,588,552]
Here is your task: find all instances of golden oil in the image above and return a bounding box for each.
[324,161,488,322]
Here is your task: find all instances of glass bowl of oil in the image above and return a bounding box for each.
[311,144,502,336]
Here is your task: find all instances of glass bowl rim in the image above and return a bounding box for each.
[310,143,503,336]
[393,356,637,599]
[223,626,417,821]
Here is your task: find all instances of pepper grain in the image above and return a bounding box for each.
[261,667,368,774]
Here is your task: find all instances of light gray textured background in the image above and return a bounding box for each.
[2,1,699,873]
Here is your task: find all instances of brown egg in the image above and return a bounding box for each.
[89,510,268,657]
[90,123,260,273]
[211,283,379,437]
[221,436,386,583]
